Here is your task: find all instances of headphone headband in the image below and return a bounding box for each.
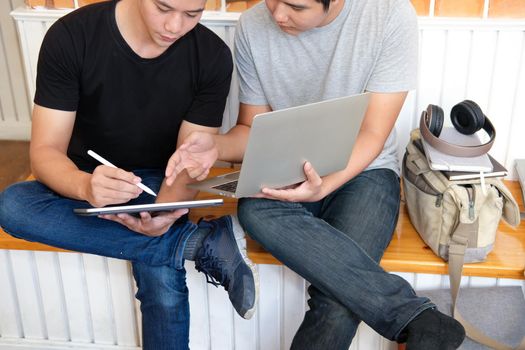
[419,104,496,157]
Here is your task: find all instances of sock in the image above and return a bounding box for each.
[182,228,208,260]
[402,308,466,350]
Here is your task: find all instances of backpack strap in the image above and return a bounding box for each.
[448,222,525,350]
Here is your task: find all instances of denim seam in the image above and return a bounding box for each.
[172,222,198,269]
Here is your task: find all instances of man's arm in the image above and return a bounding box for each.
[165,103,271,184]
[30,104,143,207]
[215,103,271,162]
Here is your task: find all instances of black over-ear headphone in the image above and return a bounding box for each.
[419,100,496,157]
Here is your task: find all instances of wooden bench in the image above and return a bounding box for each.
[1,168,524,280]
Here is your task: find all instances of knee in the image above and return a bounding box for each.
[237,198,265,242]
[237,198,258,222]
[237,198,276,230]
[0,183,30,233]
[132,263,188,310]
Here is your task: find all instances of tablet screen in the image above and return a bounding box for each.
[73,199,223,216]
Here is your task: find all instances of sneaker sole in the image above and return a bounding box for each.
[231,216,259,320]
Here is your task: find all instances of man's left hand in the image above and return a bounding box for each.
[165,131,219,185]
[257,162,324,202]
[99,209,189,237]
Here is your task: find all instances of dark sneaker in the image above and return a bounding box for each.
[194,215,259,319]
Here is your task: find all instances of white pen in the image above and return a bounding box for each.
[87,150,157,197]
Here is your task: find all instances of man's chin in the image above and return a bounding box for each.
[279,26,300,36]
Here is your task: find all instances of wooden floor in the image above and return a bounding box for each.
[0,140,30,191]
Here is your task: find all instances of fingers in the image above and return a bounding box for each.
[165,148,202,185]
[162,208,189,219]
[95,166,141,185]
[89,166,143,206]
[257,163,324,203]
[99,213,140,228]
[99,209,189,237]
[165,150,185,185]
[261,187,296,201]
[190,166,210,181]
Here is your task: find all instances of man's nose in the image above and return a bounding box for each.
[165,13,183,34]
[272,3,289,23]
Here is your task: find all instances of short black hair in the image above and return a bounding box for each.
[316,0,332,11]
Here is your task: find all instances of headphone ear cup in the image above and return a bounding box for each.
[428,104,444,137]
[451,100,485,135]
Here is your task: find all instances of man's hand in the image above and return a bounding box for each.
[99,209,189,237]
[85,165,143,207]
[165,131,219,185]
[257,162,325,202]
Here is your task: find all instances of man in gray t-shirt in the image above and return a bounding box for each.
[235,0,418,176]
[168,0,465,349]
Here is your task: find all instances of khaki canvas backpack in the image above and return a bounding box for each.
[402,129,523,350]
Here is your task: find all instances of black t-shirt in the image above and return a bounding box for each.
[34,1,233,171]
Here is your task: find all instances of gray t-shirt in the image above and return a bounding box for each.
[234,0,418,174]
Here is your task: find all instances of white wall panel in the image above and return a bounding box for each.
[281,267,306,349]
[257,265,282,350]
[187,261,212,350]
[487,31,524,164]
[417,29,447,107]
[106,259,139,347]
[465,31,497,111]
[33,251,69,342]
[440,30,472,109]
[233,305,258,350]
[208,276,234,350]
[505,35,525,177]
[0,250,23,338]
[83,254,117,345]
[357,323,383,350]
[0,0,30,140]
[58,253,93,343]
[15,19,47,107]
[10,250,46,340]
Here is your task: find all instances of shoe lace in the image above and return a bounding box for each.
[195,244,230,290]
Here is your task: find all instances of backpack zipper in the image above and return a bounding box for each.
[435,194,443,207]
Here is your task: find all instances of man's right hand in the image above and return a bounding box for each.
[85,165,143,207]
[165,131,219,185]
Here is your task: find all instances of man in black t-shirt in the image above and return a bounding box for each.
[0,1,257,349]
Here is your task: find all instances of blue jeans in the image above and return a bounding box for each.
[238,168,434,349]
[0,169,203,350]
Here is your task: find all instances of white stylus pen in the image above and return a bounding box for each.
[87,150,157,197]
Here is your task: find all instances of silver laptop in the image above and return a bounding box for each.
[189,92,370,198]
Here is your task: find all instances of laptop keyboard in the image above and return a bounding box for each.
[212,181,238,192]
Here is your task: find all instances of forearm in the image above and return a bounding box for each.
[320,92,407,197]
[213,124,251,163]
[319,129,386,197]
[30,145,91,200]
[157,170,199,202]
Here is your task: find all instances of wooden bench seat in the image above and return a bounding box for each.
[1,169,524,279]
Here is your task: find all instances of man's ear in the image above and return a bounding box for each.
[328,0,341,12]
